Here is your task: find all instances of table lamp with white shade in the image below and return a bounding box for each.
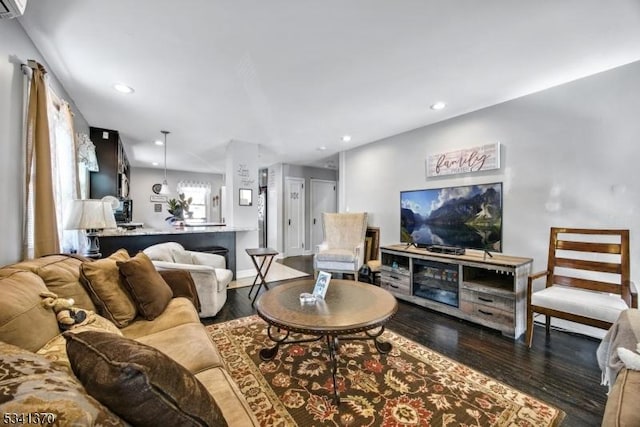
[65,199,117,258]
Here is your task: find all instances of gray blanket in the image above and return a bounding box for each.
[596,308,640,391]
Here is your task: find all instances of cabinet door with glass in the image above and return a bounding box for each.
[412,259,460,308]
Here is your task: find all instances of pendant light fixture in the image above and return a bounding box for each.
[159,130,170,195]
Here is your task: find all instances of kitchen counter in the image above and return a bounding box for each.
[99,225,255,237]
[97,226,256,278]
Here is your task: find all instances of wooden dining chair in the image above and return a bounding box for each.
[526,228,636,348]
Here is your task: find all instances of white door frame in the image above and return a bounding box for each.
[284,177,305,257]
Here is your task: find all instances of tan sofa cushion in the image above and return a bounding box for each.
[11,255,97,311]
[135,323,223,373]
[117,252,173,320]
[0,269,59,352]
[602,368,640,427]
[195,367,260,427]
[120,297,200,339]
[65,330,228,427]
[0,341,124,425]
[79,249,137,327]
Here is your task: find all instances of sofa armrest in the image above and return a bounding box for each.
[158,270,201,312]
[188,251,226,269]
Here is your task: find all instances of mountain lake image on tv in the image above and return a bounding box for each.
[401,182,503,252]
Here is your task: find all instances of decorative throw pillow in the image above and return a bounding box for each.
[79,249,137,328]
[0,341,125,426]
[159,270,201,312]
[171,248,194,264]
[117,252,173,320]
[64,330,228,427]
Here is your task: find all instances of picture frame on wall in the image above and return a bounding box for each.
[239,188,253,206]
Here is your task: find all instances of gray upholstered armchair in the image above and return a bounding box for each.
[143,242,233,318]
[313,212,368,280]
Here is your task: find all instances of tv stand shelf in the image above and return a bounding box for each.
[380,245,533,339]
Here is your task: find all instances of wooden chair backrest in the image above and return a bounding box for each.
[546,227,631,305]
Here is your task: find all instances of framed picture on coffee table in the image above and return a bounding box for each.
[313,271,331,299]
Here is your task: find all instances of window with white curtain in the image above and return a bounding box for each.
[177,181,211,222]
[47,90,80,253]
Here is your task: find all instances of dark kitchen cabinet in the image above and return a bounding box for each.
[89,127,130,199]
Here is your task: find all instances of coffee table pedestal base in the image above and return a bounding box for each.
[259,324,392,404]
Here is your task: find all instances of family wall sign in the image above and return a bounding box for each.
[425,142,500,178]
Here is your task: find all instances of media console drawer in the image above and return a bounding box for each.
[460,301,514,327]
[460,287,513,312]
[380,272,410,295]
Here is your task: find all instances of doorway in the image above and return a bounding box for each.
[284,177,305,256]
[310,179,337,251]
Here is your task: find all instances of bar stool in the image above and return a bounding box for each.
[246,247,279,305]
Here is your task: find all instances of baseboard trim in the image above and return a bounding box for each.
[236,269,256,279]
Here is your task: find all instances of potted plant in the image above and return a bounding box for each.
[165,193,192,224]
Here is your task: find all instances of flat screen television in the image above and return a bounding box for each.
[400,182,503,252]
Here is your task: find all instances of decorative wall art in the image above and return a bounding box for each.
[239,188,253,206]
[150,195,168,203]
[426,142,500,178]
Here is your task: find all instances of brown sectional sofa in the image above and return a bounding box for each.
[0,254,258,426]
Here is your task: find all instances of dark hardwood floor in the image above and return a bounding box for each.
[207,256,606,426]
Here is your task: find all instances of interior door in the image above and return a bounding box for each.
[310,179,337,251]
[284,177,305,256]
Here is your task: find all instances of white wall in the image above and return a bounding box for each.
[129,167,223,229]
[343,60,640,282]
[0,20,89,265]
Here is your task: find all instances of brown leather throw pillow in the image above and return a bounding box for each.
[64,330,228,427]
[117,252,173,320]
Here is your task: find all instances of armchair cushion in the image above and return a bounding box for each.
[532,285,629,324]
[315,248,358,263]
[171,248,194,264]
[117,252,173,320]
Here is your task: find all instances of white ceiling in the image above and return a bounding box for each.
[18,0,640,174]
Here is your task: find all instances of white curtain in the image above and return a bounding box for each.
[76,132,98,199]
[47,89,81,253]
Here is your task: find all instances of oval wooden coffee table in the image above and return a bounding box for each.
[255,279,398,403]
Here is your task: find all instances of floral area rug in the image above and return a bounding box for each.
[207,315,564,426]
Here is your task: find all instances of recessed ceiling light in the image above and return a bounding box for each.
[152,162,159,166]
[342,135,352,142]
[317,146,327,151]
[154,139,164,146]
[430,102,446,110]
[113,83,135,94]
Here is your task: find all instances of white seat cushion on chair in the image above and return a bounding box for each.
[532,285,629,323]
[315,249,357,263]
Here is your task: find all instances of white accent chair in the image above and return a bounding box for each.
[526,228,636,348]
[143,242,233,318]
[313,212,368,280]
